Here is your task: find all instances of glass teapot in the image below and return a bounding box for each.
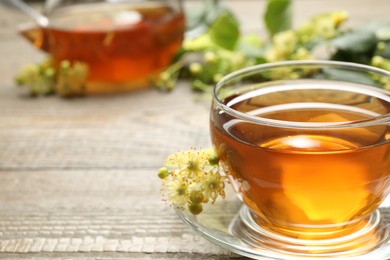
[12,0,220,94]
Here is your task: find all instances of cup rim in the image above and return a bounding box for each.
[213,60,390,130]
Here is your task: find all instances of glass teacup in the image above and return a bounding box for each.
[210,60,390,257]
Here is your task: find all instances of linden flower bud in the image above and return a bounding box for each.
[265,49,279,62]
[377,42,387,52]
[44,67,55,78]
[204,51,218,64]
[189,62,203,75]
[208,154,219,165]
[189,190,205,204]
[231,52,245,69]
[15,64,38,85]
[296,48,308,57]
[60,60,71,70]
[213,73,223,83]
[158,167,170,179]
[273,30,297,55]
[291,47,315,61]
[297,23,313,38]
[163,79,175,91]
[331,11,348,26]
[159,71,170,81]
[188,203,203,215]
[372,56,385,67]
[315,19,336,39]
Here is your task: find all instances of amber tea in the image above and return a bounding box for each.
[211,62,390,256]
[22,1,185,93]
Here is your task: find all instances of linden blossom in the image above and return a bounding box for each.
[16,58,89,97]
[158,148,226,215]
[156,4,351,92]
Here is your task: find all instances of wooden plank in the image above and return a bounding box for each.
[1,0,390,258]
[0,85,211,170]
[0,252,245,259]
[0,169,232,256]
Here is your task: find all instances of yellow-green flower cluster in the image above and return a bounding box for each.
[15,58,89,97]
[372,55,390,71]
[56,60,89,97]
[265,30,299,61]
[158,148,226,215]
[297,11,348,42]
[188,50,254,92]
[265,11,348,62]
[180,10,349,92]
[369,42,390,89]
[15,59,56,96]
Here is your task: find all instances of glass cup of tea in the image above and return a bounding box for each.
[210,60,390,258]
[20,0,218,94]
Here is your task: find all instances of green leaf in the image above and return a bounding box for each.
[330,22,390,64]
[332,21,389,53]
[237,33,264,58]
[332,31,376,54]
[331,49,374,65]
[208,10,240,50]
[264,0,292,37]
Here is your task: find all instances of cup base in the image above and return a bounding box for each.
[229,206,390,258]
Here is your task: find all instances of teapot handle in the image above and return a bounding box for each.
[184,0,221,39]
[2,0,49,26]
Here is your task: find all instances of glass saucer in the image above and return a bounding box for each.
[175,186,390,260]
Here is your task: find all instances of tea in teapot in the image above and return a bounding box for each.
[20,0,185,94]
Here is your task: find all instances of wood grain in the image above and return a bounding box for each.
[0,170,227,254]
[1,0,390,259]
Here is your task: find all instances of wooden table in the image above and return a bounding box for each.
[1,1,390,259]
